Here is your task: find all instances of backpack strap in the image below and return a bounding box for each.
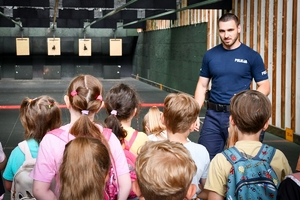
[222,146,246,165]
[47,128,71,143]
[102,128,112,141]
[18,140,33,161]
[124,130,138,151]
[254,144,276,163]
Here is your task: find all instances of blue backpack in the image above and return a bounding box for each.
[222,144,279,200]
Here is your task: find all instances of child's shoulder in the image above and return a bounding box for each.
[184,141,210,156]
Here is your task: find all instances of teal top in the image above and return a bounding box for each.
[3,139,39,181]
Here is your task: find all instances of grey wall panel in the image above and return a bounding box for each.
[76,65,93,76]
[1,56,15,78]
[31,38,47,54]
[32,55,45,78]
[61,56,75,78]
[103,65,121,79]
[61,39,75,54]
[3,38,16,54]
[43,65,61,79]
[15,65,33,79]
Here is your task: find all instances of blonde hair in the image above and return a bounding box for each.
[163,93,200,134]
[135,140,197,200]
[19,95,61,143]
[59,137,111,200]
[143,106,165,136]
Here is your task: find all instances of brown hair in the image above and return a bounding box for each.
[135,140,197,200]
[219,13,240,26]
[59,137,110,200]
[104,83,141,142]
[67,75,108,144]
[143,106,165,136]
[163,93,200,134]
[19,95,61,143]
[230,90,271,134]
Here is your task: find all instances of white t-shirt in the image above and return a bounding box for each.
[184,141,210,195]
[148,131,168,141]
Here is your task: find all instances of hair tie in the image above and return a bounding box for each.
[96,95,102,101]
[71,91,77,97]
[81,110,89,115]
[111,110,117,116]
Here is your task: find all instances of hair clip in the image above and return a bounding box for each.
[71,91,77,97]
[96,95,102,101]
[81,110,89,115]
[111,110,117,116]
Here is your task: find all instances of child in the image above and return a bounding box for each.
[31,75,131,200]
[104,83,148,156]
[143,106,167,141]
[162,93,210,199]
[0,143,7,200]
[3,96,61,194]
[59,137,111,200]
[104,83,148,199]
[204,90,292,199]
[133,140,197,200]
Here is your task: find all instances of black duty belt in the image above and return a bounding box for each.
[207,101,230,112]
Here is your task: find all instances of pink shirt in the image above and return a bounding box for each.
[30,124,129,195]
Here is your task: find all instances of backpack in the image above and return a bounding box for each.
[123,130,138,199]
[48,128,119,200]
[11,140,36,200]
[222,144,279,200]
[103,128,119,200]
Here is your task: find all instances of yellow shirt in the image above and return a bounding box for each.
[204,140,293,197]
[123,127,148,156]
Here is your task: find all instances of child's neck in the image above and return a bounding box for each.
[167,130,189,144]
[120,119,132,128]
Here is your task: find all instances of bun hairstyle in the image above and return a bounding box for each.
[67,75,111,153]
[19,95,61,143]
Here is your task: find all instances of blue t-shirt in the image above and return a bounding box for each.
[200,43,268,104]
[3,139,39,181]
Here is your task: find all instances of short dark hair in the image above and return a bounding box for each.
[219,13,240,26]
[230,90,271,134]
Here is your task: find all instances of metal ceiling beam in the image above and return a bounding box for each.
[83,0,139,31]
[51,0,60,30]
[0,11,23,29]
[118,0,222,28]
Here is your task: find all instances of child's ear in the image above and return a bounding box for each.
[189,120,197,132]
[132,181,142,197]
[185,184,197,200]
[262,119,269,131]
[229,115,236,126]
[64,95,70,109]
[161,113,165,125]
[132,107,137,117]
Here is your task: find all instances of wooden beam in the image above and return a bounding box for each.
[291,0,298,130]
[250,0,254,49]
[272,0,278,125]
[257,1,261,54]
[243,0,247,44]
[281,0,287,128]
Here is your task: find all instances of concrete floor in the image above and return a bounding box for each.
[0,77,299,199]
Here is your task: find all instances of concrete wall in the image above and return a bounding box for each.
[133,23,207,95]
